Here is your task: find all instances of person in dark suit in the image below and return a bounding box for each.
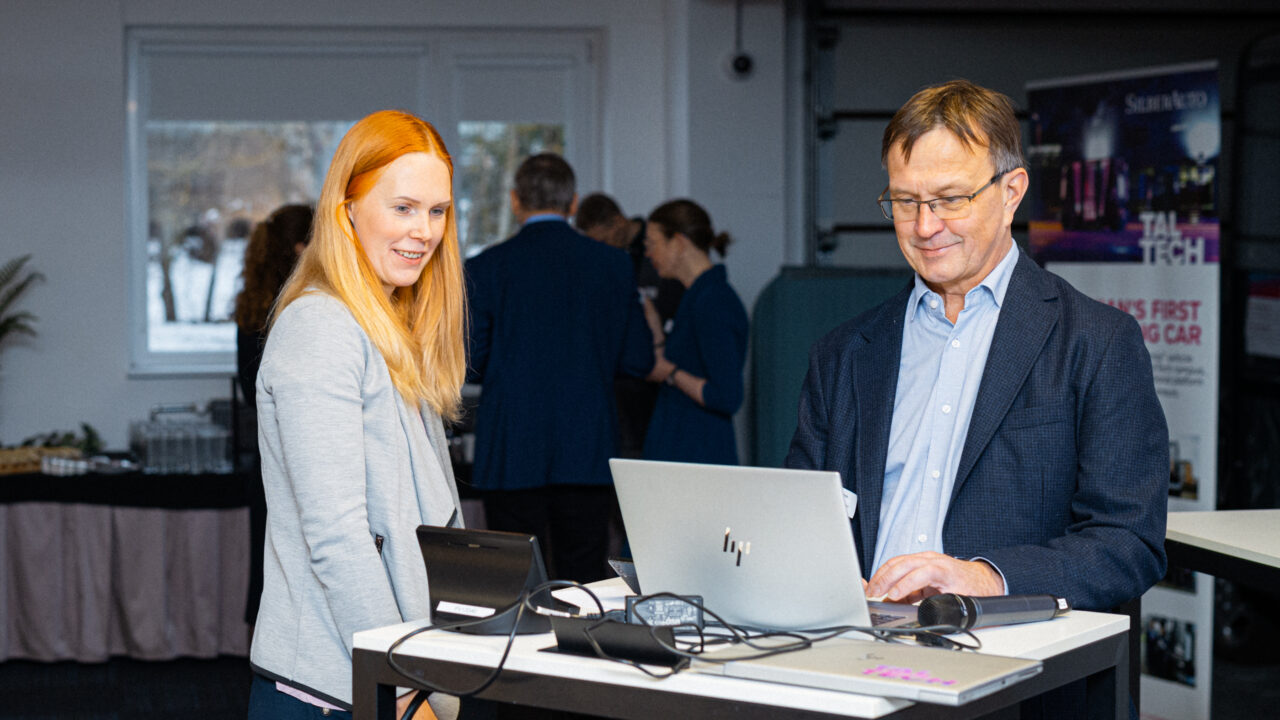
[466,154,653,583]
[786,79,1169,613]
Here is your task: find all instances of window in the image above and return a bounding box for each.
[436,32,598,257]
[143,120,350,353]
[127,28,598,374]
[455,122,566,257]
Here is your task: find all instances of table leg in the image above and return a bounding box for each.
[353,648,399,720]
[1085,629,1128,720]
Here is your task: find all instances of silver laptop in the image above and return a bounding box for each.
[610,459,915,631]
[696,637,1042,706]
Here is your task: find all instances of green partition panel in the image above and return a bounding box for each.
[750,266,911,468]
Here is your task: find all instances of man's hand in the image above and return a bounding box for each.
[866,552,1003,603]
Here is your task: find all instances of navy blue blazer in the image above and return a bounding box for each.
[466,219,654,490]
[643,264,748,465]
[786,252,1169,611]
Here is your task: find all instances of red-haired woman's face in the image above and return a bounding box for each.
[347,152,451,298]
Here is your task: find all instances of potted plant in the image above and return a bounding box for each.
[0,254,42,443]
[0,254,42,362]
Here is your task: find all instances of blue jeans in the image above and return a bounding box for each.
[248,674,353,720]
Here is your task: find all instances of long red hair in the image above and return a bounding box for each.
[272,110,466,422]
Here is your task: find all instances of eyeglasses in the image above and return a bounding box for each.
[877,171,1007,222]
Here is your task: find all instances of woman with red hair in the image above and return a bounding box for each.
[248,110,465,720]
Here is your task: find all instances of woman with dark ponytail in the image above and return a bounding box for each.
[641,199,748,464]
[233,203,312,628]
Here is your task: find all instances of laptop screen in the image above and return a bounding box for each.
[610,459,897,631]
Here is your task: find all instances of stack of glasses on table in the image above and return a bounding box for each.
[129,404,233,475]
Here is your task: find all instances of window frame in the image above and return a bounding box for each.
[125,27,600,376]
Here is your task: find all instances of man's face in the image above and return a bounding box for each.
[885,127,1025,299]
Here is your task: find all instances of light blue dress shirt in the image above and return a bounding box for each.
[524,212,566,225]
[872,241,1019,576]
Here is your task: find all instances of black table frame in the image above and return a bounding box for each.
[0,470,247,509]
[353,628,1127,720]
[1166,537,1280,597]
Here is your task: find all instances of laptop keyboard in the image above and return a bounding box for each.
[870,611,906,626]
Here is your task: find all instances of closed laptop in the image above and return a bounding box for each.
[697,637,1042,706]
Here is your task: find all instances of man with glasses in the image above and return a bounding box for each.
[787,80,1168,619]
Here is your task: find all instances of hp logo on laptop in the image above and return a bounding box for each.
[722,527,750,567]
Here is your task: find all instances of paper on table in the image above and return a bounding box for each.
[552,576,631,614]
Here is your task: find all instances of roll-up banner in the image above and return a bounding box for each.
[1027,61,1220,720]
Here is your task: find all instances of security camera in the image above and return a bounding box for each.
[726,52,754,80]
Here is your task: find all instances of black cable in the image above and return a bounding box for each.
[592,593,982,669]
[399,690,429,720]
[576,615,686,679]
[384,584,982,704]
[384,610,518,699]
[384,580,606,699]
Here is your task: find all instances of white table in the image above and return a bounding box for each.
[1165,509,1280,594]
[352,606,1129,719]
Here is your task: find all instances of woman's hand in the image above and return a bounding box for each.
[647,348,676,384]
[397,691,439,720]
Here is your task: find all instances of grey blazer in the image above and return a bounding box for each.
[249,292,463,709]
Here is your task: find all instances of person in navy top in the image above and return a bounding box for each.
[465,153,653,582]
[641,199,748,465]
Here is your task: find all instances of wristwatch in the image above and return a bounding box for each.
[664,367,679,386]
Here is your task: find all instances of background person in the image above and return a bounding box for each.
[573,192,633,251]
[232,202,312,627]
[573,192,683,459]
[642,199,748,465]
[466,155,653,584]
[574,192,685,338]
[248,110,465,720]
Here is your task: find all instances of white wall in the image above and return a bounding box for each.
[0,0,790,449]
[685,0,790,327]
